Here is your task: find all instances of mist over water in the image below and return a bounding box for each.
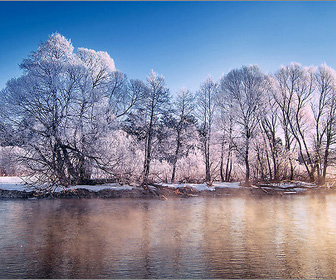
[1,195,336,278]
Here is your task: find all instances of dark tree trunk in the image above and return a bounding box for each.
[220,139,225,182]
[225,150,233,182]
[321,131,332,185]
[245,141,250,185]
[171,133,181,182]
[266,149,272,181]
[205,137,211,182]
[143,108,154,185]
[143,132,152,185]
[289,158,294,180]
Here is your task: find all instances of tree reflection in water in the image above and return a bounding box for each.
[1,195,336,278]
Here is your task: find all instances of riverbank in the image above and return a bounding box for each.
[0,177,336,199]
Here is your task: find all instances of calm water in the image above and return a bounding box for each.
[1,195,336,278]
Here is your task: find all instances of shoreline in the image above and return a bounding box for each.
[1,183,336,200]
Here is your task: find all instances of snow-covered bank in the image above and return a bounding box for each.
[259,181,317,189]
[0,176,30,191]
[0,177,333,199]
[0,177,151,199]
[0,177,243,192]
[0,177,135,192]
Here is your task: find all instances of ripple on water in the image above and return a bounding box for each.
[1,196,336,278]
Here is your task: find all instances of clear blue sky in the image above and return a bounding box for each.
[1,1,336,94]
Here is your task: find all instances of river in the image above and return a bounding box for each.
[1,195,336,278]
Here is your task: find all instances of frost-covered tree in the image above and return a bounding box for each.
[274,63,315,181]
[221,66,268,185]
[218,76,237,182]
[311,64,336,184]
[195,78,219,183]
[1,33,80,187]
[258,77,283,181]
[163,89,197,182]
[123,71,170,185]
[4,32,336,187]
[142,72,171,184]
[0,33,137,188]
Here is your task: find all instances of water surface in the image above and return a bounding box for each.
[1,195,336,278]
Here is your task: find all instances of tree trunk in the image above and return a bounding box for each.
[225,152,231,182]
[289,158,294,180]
[143,109,154,185]
[205,138,211,182]
[171,133,181,182]
[321,131,332,185]
[245,141,250,185]
[143,133,152,185]
[225,123,233,182]
[256,147,264,180]
[265,149,272,181]
[220,139,225,182]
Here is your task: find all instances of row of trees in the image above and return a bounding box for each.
[1,33,336,187]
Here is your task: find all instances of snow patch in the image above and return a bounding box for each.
[163,182,242,191]
[0,176,134,192]
[261,181,317,189]
[0,176,32,192]
[213,182,242,189]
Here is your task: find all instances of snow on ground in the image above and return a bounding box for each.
[0,176,32,191]
[261,181,317,189]
[163,182,242,191]
[0,176,318,193]
[0,176,134,192]
[162,183,211,191]
[0,177,243,192]
[213,182,241,189]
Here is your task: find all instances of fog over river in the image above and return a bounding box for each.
[1,195,336,278]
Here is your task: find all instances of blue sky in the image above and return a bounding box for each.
[1,1,336,94]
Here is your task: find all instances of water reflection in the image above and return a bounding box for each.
[1,195,336,278]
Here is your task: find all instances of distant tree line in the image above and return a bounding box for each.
[1,33,336,188]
